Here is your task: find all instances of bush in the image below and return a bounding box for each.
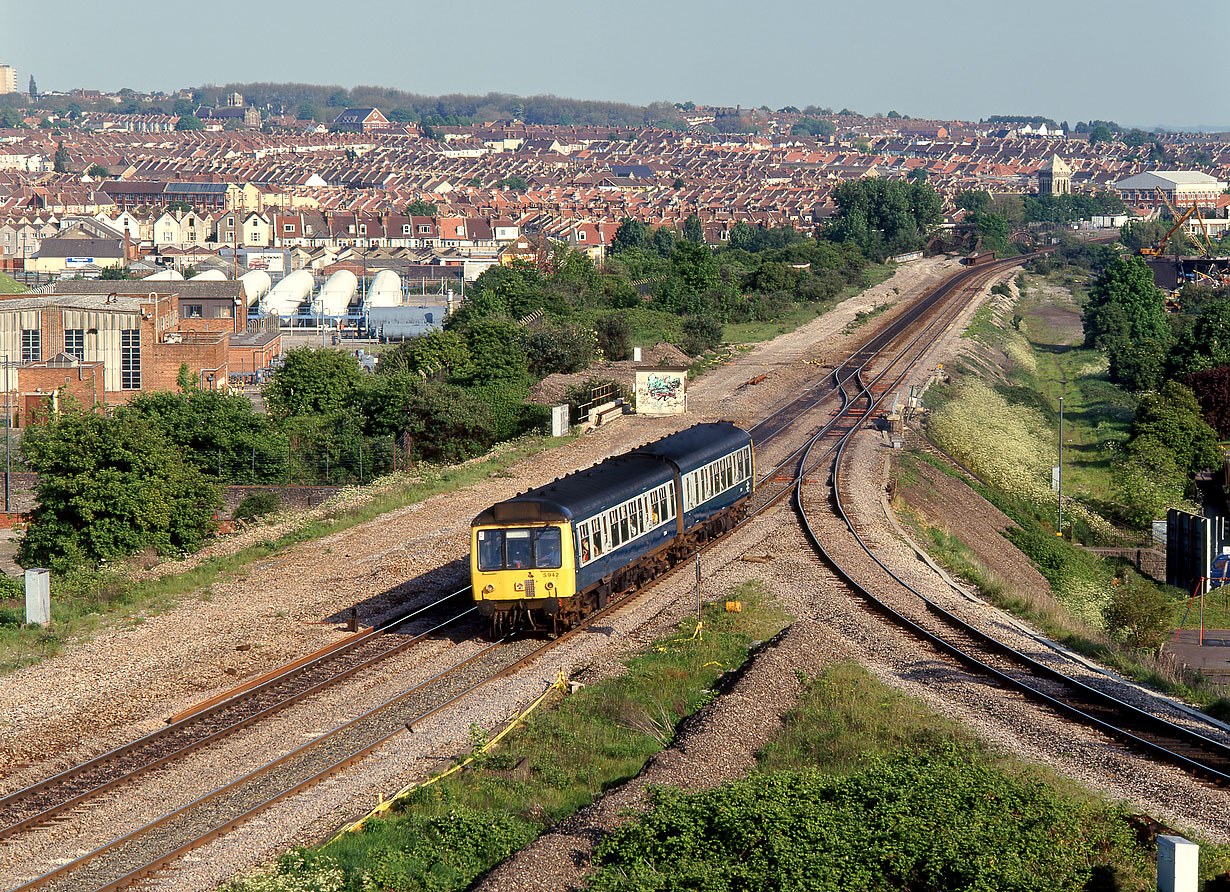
[596,314,633,361]
[1103,574,1172,649]
[233,492,282,523]
[680,315,724,355]
[590,752,1147,892]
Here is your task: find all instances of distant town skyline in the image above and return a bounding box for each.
[2,0,1227,131]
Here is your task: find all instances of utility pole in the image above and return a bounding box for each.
[4,354,10,515]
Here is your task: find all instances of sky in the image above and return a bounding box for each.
[2,0,1227,130]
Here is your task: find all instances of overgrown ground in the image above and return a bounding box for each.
[229,659,1230,892]
[223,583,789,892]
[913,271,1230,706]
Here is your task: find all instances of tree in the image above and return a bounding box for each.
[1088,123,1114,145]
[907,167,928,182]
[825,178,943,259]
[18,409,222,572]
[264,348,364,419]
[404,199,438,216]
[1082,255,1170,380]
[498,175,528,191]
[53,141,69,173]
[98,266,132,280]
[955,190,992,214]
[172,98,194,117]
[86,163,109,179]
[683,214,705,245]
[296,103,320,122]
[1173,298,1230,377]
[175,114,205,131]
[27,75,36,99]
[1129,381,1221,478]
[1186,365,1230,437]
[127,388,289,483]
[326,89,351,108]
[611,217,649,254]
[377,330,472,379]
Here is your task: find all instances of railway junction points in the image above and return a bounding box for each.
[0,253,1227,890]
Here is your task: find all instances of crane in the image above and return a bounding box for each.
[1139,187,1197,257]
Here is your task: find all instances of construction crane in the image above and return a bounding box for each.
[1139,188,1197,257]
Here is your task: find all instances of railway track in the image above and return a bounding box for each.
[0,589,474,842]
[5,254,1034,891]
[792,328,1230,789]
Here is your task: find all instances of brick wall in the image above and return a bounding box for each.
[148,335,228,391]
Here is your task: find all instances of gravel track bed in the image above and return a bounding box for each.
[0,258,960,891]
[473,271,1229,892]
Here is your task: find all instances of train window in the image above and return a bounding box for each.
[597,517,608,554]
[629,503,640,537]
[477,530,503,572]
[534,528,562,569]
[602,515,611,550]
[506,530,532,569]
[619,506,630,543]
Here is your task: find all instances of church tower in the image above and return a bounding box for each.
[1038,154,1072,196]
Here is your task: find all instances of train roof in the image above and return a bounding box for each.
[631,422,751,474]
[471,422,751,526]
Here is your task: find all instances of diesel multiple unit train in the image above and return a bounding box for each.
[471,422,755,632]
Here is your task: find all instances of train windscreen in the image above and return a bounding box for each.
[477,527,562,571]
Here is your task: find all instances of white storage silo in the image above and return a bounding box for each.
[260,269,314,316]
[190,269,228,281]
[363,269,402,310]
[145,269,184,281]
[239,270,272,306]
[312,269,358,317]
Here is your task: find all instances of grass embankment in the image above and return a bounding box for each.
[0,433,574,675]
[917,273,1229,706]
[0,272,26,294]
[590,662,1229,891]
[223,583,789,892]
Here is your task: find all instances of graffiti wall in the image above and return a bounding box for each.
[635,366,687,415]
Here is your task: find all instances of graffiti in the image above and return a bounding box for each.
[635,369,687,415]
[646,374,682,402]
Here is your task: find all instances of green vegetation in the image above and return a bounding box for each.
[19,410,222,573]
[589,662,1215,892]
[223,584,788,892]
[0,272,26,294]
[0,430,570,675]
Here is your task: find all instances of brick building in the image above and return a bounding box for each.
[0,290,239,425]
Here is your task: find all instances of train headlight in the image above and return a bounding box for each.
[545,582,554,590]
[482,584,494,595]
[514,582,524,592]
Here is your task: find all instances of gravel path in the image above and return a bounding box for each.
[0,258,958,891]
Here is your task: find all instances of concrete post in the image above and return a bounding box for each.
[551,404,568,437]
[1158,835,1198,892]
[24,568,49,625]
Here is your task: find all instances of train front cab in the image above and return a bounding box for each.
[471,520,577,630]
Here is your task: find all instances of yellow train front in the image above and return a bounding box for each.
[471,422,755,633]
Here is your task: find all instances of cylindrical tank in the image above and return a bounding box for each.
[239,270,272,306]
[145,269,184,281]
[364,269,402,310]
[312,269,358,317]
[190,269,227,281]
[261,269,314,316]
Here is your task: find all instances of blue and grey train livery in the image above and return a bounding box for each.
[471,422,755,632]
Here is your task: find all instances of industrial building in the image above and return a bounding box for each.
[1114,170,1228,209]
[0,286,279,424]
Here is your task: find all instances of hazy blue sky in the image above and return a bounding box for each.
[2,0,1227,129]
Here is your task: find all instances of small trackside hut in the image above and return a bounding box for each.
[471,422,755,634]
